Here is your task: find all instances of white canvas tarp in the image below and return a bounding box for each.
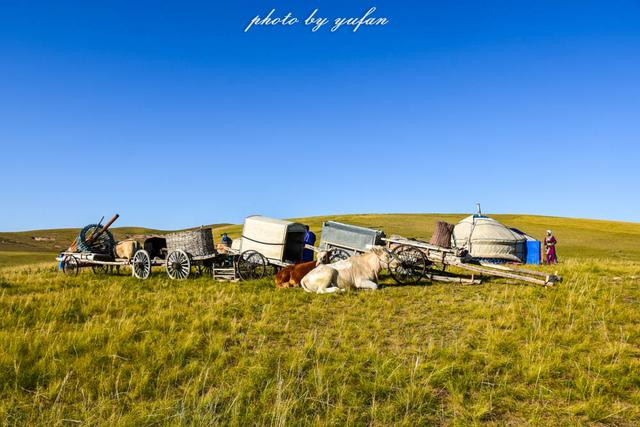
[240,216,306,262]
[452,215,526,262]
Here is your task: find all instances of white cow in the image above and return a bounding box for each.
[300,246,395,294]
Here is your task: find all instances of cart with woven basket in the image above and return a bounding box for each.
[163,227,225,280]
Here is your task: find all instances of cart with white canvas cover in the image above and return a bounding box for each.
[231,215,308,280]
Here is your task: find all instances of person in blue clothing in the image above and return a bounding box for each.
[302,225,316,262]
[221,233,232,248]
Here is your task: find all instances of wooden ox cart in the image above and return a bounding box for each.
[165,216,315,281]
[56,214,156,279]
[385,235,562,286]
[57,250,155,279]
[163,227,221,280]
[58,215,313,282]
[318,221,386,262]
[227,215,308,280]
[318,221,562,286]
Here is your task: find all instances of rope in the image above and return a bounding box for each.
[241,235,304,246]
[77,224,115,255]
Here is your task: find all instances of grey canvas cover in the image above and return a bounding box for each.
[320,221,385,252]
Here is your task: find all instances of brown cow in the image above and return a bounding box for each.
[275,251,328,288]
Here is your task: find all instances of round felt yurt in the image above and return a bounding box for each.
[452,215,526,262]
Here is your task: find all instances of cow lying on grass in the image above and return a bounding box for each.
[300,246,396,294]
[275,251,328,288]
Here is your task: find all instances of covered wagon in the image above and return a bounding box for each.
[233,215,308,279]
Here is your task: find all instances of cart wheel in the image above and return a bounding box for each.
[329,248,350,263]
[236,250,267,280]
[92,264,109,275]
[166,250,191,280]
[62,255,79,276]
[132,250,151,280]
[389,245,428,285]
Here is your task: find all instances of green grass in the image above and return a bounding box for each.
[1,214,639,425]
[0,251,58,267]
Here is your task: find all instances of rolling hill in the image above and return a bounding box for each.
[2,214,638,265]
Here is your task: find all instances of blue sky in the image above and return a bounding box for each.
[1,1,638,231]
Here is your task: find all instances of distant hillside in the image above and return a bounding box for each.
[205,213,640,261]
[1,214,639,262]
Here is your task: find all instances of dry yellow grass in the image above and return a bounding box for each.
[1,214,639,425]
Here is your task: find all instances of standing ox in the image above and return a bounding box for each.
[300,246,395,294]
[114,240,141,260]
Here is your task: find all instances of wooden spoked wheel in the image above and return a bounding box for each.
[132,250,151,280]
[166,250,191,280]
[236,250,267,280]
[62,255,79,276]
[389,245,428,285]
[329,248,350,263]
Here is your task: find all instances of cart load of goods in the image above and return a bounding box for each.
[57,214,164,279]
[164,227,220,280]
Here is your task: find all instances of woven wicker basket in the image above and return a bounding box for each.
[165,228,215,257]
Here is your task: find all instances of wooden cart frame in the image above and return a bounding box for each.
[220,216,310,281]
[384,235,562,286]
[57,250,157,280]
[161,216,313,282]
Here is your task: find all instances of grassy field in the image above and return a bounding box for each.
[0,251,58,267]
[1,214,639,425]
